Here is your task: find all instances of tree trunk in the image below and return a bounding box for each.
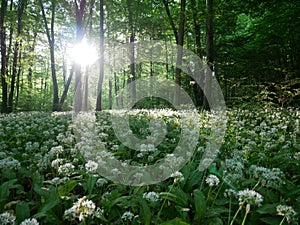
[174,0,186,105]
[74,0,86,112]
[8,0,26,112]
[15,50,22,110]
[96,0,104,111]
[203,0,214,110]
[191,0,204,107]
[60,64,74,108]
[40,0,59,111]
[162,0,178,44]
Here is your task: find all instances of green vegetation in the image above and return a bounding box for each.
[0,109,299,224]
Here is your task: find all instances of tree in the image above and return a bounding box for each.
[203,0,213,110]
[0,0,8,113]
[8,0,27,112]
[74,0,86,112]
[96,0,104,111]
[40,0,60,111]
[174,0,186,105]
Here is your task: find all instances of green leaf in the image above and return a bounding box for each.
[160,218,191,225]
[58,180,78,197]
[260,216,282,225]
[16,202,30,222]
[193,189,206,222]
[208,217,223,225]
[256,203,277,215]
[138,197,151,225]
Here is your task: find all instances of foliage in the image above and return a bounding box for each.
[0,108,299,224]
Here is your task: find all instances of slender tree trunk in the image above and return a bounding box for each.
[96,0,104,111]
[15,50,22,109]
[162,0,178,43]
[8,0,26,112]
[203,0,214,110]
[74,0,86,112]
[40,0,59,111]
[60,64,74,108]
[0,0,8,113]
[191,0,204,108]
[109,77,112,109]
[84,67,89,111]
[174,0,186,105]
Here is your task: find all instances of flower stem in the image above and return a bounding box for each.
[241,210,249,225]
[279,217,286,225]
[230,204,243,225]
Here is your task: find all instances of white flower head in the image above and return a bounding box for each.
[0,212,16,225]
[143,191,160,203]
[205,174,220,187]
[276,205,297,223]
[85,160,98,173]
[20,218,39,225]
[170,171,184,183]
[237,189,263,206]
[58,162,75,176]
[64,196,97,222]
[121,211,135,221]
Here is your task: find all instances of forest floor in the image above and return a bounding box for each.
[0,107,299,224]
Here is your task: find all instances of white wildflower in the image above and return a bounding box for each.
[64,196,97,221]
[20,218,39,225]
[205,174,220,187]
[237,189,263,206]
[58,163,75,176]
[0,212,16,225]
[143,191,160,203]
[111,168,121,175]
[85,160,98,173]
[170,171,184,183]
[0,157,21,170]
[121,211,134,221]
[276,205,297,223]
[51,158,64,168]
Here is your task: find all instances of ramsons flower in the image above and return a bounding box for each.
[143,191,160,203]
[20,218,39,225]
[121,211,135,221]
[237,189,263,206]
[0,212,16,225]
[276,205,297,223]
[205,174,220,187]
[85,160,98,173]
[64,196,97,221]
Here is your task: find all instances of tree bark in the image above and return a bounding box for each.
[203,0,214,110]
[162,0,178,44]
[59,64,74,109]
[96,0,104,111]
[8,0,26,112]
[174,0,186,105]
[40,0,59,111]
[74,0,86,112]
[0,0,8,113]
[191,0,204,107]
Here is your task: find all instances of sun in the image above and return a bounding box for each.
[69,39,98,66]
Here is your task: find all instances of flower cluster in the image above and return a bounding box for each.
[85,160,98,173]
[64,196,102,221]
[0,212,15,225]
[249,165,285,188]
[205,174,220,187]
[237,189,263,206]
[121,211,135,221]
[20,218,39,225]
[276,205,297,223]
[0,156,21,170]
[143,191,160,203]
